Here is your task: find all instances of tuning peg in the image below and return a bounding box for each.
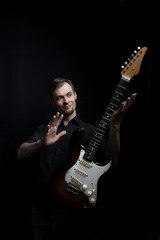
[121,46,142,70]
[133,46,141,55]
[121,61,128,69]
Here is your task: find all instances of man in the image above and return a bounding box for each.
[17,77,137,240]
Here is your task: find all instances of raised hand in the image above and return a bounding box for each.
[110,93,137,127]
[42,112,66,146]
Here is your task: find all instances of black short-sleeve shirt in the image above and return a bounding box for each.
[26,114,107,208]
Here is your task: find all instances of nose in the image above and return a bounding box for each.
[63,96,69,104]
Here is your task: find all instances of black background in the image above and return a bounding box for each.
[1,1,157,239]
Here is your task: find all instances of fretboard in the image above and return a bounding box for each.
[84,77,129,162]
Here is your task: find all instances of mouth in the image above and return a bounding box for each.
[63,104,72,110]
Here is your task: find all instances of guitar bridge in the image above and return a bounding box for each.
[66,182,81,195]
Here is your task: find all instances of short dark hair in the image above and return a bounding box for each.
[49,78,76,99]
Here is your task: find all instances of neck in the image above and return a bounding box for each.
[63,111,76,126]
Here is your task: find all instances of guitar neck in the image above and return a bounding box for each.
[84,77,130,162]
[83,46,148,162]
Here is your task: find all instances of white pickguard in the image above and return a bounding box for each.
[65,149,112,206]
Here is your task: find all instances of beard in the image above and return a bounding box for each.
[63,108,75,116]
[58,102,76,117]
[60,106,75,116]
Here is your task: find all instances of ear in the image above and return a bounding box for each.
[75,92,77,99]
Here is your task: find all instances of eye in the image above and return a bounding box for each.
[67,92,72,97]
[56,96,63,101]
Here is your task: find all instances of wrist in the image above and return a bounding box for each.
[110,124,120,131]
[36,139,45,149]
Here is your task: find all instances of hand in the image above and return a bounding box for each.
[110,93,137,127]
[42,112,66,146]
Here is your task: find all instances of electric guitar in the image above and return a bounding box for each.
[50,46,148,209]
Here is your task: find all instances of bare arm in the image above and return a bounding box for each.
[17,112,66,159]
[17,140,43,159]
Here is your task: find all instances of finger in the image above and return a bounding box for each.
[130,93,137,104]
[49,112,60,126]
[119,101,126,112]
[57,130,67,139]
[127,93,137,107]
[56,114,64,125]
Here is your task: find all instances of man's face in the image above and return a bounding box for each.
[52,82,77,116]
